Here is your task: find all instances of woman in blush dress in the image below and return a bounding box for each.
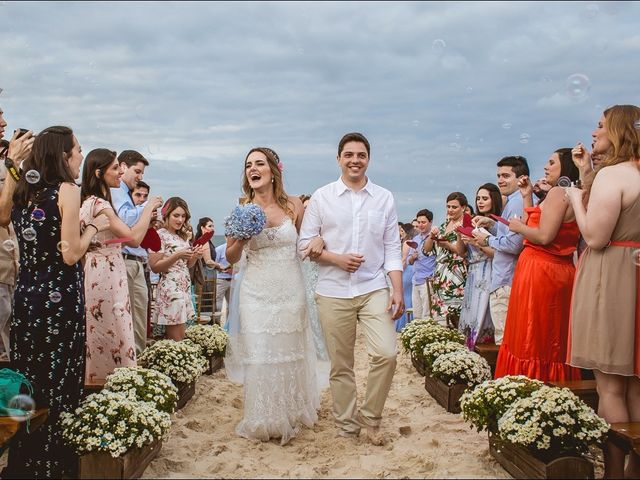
[225,147,326,445]
[566,105,640,478]
[495,148,582,382]
[453,183,502,349]
[80,148,162,383]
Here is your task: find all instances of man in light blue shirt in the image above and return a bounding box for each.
[473,155,529,344]
[407,208,437,319]
[111,150,151,355]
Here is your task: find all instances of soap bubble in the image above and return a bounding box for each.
[432,39,446,54]
[566,74,591,99]
[2,239,16,251]
[25,170,40,184]
[585,3,599,18]
[56,240,70,252]
[31,208,46,222]
[519,133,531,144]
[557,176,572,187]
[112,302,126,317]
[634,120,640,130]
[412,120,420,127]
[8,394,35,422]
[502,123,512,130]
[22,227,36,242]
[49,291,62,303]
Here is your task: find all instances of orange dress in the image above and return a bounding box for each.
[494,206,582,381]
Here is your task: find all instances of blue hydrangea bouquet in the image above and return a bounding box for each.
[224,204,267,240]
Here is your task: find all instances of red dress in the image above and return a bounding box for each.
[494,206,582,381]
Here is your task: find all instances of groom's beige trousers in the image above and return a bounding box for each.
[316,288,397,434]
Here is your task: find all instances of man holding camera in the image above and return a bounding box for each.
[0,108,34,362]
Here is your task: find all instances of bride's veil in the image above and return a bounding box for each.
[223,249,247,384]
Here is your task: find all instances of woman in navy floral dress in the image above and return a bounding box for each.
[1,126,108,478]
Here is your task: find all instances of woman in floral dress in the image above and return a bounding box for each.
[80,149,161,382]
[430,192,469,327]
[149,197,205,341]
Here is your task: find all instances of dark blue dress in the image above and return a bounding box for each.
[5,184,85,478]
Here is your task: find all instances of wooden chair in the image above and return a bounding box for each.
[0,408,49,452]
[608,422,640,455]
[194,277,217,324]
[474,343,500,376]
[546,379,599,412]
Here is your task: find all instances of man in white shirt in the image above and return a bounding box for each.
[299,132,404,443]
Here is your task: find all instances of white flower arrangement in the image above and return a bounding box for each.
[460,375,545,434]
[60,390,171,458]
[430,350,492,387]
[400,320,465,358]
[497,385,609,455]
[422,341,467,374]
[184,324,229,357]
[137,339,207,385]
[103,366,178,414]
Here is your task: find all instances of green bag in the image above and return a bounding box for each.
[0,368,34,418]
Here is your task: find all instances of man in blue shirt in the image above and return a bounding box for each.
[407,208,437,320]
[473,156,528,344]
[111,150,152,355]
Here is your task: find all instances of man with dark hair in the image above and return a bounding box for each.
[407,208,438,319]
[132,180,150,206]
[473,155,528,344]
[111,150,154,355]
[299,132,403,444]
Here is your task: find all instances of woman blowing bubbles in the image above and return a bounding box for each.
[565,105,640,479]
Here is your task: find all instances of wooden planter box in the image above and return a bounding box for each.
[410,353,427,376]
[204,355,224,375]
[78,438,162,479]
[424,374,468,414]
[488,434,594,479]
[175,380,196,410]
[82,379,106,399]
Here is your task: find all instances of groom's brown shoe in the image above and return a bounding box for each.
[336,429,360,439]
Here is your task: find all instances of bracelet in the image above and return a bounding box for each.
[484,236,491,247]
[87,223,99,234]
[4,157,21,182]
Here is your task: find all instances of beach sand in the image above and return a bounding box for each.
[144,331,509,479]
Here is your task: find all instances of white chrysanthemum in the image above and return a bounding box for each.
[137,339,207,384]
[60,390,171,458]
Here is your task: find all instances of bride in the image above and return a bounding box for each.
[224,147,327,445]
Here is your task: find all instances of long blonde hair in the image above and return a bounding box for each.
[584,104,640,195]
[241,147,294,220]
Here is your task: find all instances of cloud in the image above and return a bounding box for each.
[1,1,639,226]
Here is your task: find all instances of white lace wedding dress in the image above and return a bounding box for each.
[224,217,322,445]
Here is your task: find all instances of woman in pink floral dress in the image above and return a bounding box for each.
[80,149,162,383]
[149,197,205,341]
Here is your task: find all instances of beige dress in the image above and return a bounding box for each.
[568,192,640,376]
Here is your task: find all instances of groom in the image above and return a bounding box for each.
[299,132,404,443]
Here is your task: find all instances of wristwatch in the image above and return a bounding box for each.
[483,236,491,247]
[4,157,21,182]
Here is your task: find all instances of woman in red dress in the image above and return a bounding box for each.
[494,148,582,381]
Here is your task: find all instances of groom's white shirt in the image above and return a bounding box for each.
[299,177,402,299]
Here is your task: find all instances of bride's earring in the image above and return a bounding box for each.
[271,178,274,184]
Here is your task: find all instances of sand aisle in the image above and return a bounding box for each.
[144,332,508,479]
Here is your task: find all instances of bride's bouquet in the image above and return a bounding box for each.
[224,204,267,240]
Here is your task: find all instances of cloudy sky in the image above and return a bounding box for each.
[1,1,639,230]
